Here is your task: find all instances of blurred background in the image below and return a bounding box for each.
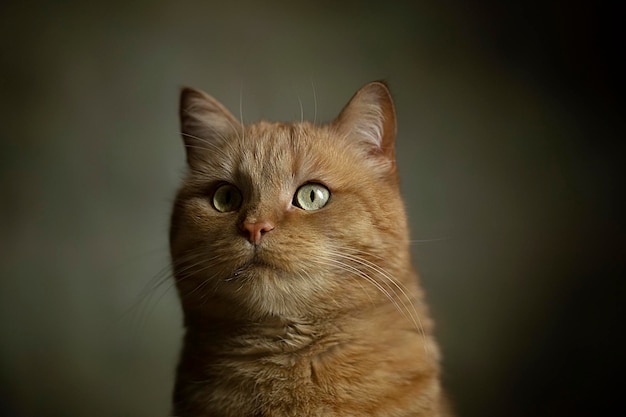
[1,1,623,416]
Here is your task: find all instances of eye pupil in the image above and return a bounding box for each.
[309,190,315,202]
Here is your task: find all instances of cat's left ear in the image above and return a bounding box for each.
[333,81,397,172]
[179,87,242,169]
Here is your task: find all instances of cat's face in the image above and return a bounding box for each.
[171,82,412,320]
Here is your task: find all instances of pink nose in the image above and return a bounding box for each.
[241,220,275,245]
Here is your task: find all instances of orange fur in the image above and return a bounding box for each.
[170,82,452,416]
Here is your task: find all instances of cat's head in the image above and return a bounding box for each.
[170,82,413,321]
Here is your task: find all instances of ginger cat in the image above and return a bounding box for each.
[170,81,452,416]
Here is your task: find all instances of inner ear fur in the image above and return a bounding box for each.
[179,87,242,168]
[333,81,397,167]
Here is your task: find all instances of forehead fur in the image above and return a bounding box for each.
[188,120,390,194]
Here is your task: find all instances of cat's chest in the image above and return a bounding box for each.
[200,329,342,415]
[179,316,435,417]
[205,338,427,417]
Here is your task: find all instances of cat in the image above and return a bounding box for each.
[169,81,452,416]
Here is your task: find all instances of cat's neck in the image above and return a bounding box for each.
[181,291,430,360]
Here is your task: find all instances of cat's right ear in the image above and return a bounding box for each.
[179,87,242,168]
[333,81,398,175]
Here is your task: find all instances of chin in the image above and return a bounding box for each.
[224,269,324,318]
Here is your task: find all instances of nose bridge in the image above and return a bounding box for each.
[239,187,281,245]
[237,135,291,224]
[241,181,283,224]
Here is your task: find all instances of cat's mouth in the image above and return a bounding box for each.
[230,253,283,279]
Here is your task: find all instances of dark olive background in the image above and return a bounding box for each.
[1,1,623,416]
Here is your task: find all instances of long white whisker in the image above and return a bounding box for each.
[239,84,246,142]
[314,255,407,325]
[310,79,318,124]
[180,132,231,160]
[410,237,449,244]
[337,253,426,338]
[320,245,431,356]
[297,95,304,123]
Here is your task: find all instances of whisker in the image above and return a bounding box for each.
[310,79,318,124]
[239,83,246,142]
[409,237,449,244]
[308,257,376,307]
[297,95,304,124]
[339,253,425,336]
[119,263,172,322]
[313,255,407,327]
[180,132,231,160]
[319,245,431,356]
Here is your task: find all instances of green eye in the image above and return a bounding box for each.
[212,184,243,212]
[293,183,330,211]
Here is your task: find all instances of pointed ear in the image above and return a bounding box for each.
[179,87,242,168]
[333,81,397,171]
